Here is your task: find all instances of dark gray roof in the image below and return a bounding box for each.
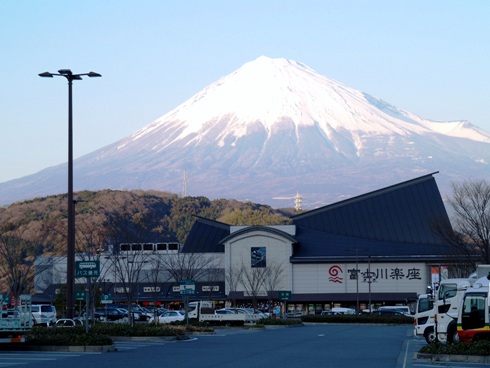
[182,216,230,253]
[291,224,450,262]
[290,173,452,261]
[182,174,453,262]
[292,173,450,246]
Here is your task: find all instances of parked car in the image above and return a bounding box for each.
[148,310,185,324]
[144,306,167,319]
[32,304,57,326]
[321,310,339,316]
[106,305,141,321]
[93,307,127,321]
[321,308,356,315]
[285,310,303,318]
[53,318,83,327]
[377,306,412,317]
[371,309,406,316]
[130,305,151,321]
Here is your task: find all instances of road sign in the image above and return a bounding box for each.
[180,279,195,295]
[279,290,292,300]
[75,261,100,278]
[100,294,113,304]
[75,290,86,301]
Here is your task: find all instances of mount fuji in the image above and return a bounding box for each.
[1,56,490,208]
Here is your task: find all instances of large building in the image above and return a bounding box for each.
[35,173,456,314]
[183,173,455,313]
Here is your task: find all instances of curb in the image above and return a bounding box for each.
[417,353,490,364]
[0,344,116,352]
[112,336,178,342]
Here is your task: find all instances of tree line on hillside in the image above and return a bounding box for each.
[2,180,490,305]
[0,189,294,301]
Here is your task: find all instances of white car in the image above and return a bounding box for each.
[149,310,185,324]
[32,304,57,326]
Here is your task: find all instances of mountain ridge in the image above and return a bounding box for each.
[1,56,489,207]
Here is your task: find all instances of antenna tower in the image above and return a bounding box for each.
[294,192,303,211]
[182,170,188,197]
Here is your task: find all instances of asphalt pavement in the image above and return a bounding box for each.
[0,324,488,368]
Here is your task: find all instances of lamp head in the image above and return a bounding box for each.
[38,72,54,78]
[87,72,102,78]
[58,69,73,76]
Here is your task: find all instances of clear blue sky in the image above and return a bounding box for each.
[1,1,489,183]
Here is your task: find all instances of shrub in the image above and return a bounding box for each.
[300,314,413,324]
[25,322,214,346]
[256,318,302,326]
[420,341,490,356]
[26,326,113,346]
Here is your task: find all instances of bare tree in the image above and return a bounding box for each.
[109,248,152,325]
[436,180,490,274]
[142,256,173,322]
[158,251,221,320]
[159,252,221,285]
[201,267,224,302]
[263,260,285,314]
[73,211,110,321]
[239,262,272,309]
[0,217,51,306]
[225,264,243,307]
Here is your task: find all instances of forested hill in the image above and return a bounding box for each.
[0,190,295,254]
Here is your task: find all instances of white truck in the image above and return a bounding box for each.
[188,301,261,326]
[413,277,473,344]
[457,272,490,342]
[0,294,33,343]
[413,293,436,343]
[434,278,472,343]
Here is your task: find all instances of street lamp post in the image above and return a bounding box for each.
[39,69,101,319]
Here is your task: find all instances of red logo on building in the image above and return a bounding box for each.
[328,265,343,283]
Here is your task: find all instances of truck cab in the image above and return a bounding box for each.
[188,301,213,319]
[457,275,490,343]
[434,278,472,343]
[413,293,436,343]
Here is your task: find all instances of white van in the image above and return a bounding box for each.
[328,307,356,315]
[32,304,57,326]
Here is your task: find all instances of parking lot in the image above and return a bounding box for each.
[0,325,488,368]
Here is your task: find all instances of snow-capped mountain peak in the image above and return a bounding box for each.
[127,56,490,155]
[1,56,490,207]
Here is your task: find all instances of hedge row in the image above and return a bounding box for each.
[420,341,490,356]
[26,326,113,346]
[24,322,210,346]
[300,314,413,324]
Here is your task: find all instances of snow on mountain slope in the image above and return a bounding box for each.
[122,56,490,156]
[1,56,489,207]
